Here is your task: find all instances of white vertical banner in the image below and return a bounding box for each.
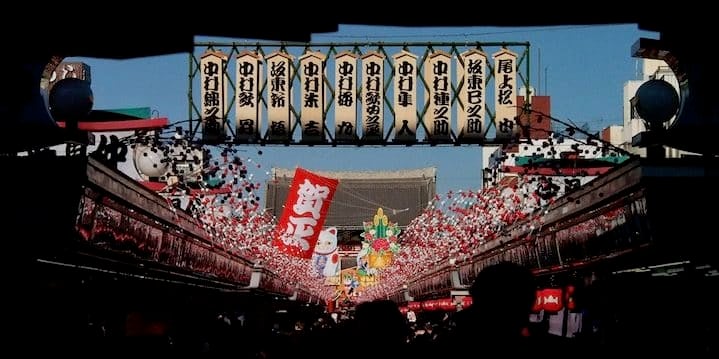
[393,50,418,142]
[334,51,358,141]
[361,52,385,142]
[266,52,293,142]
[493,48,519,140]
[200,50,228,142]
[235,51,262,142]
[458,49,487,140]
[300,51,326,143]
[423,51,453,141]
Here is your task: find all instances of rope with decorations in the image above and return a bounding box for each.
[359,177,548,301]
[130,116,626,302]
[129,128,337,300]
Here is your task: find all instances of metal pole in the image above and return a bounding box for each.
[544,67,548,96]
[188,52,194,139]
[526,43,531,98]
[538,48,541,95]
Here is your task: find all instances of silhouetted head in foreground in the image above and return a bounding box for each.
[353,299,408,348]
[468,261,536,337]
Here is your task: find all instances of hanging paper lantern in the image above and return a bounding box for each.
[431,299,441,311]
[565,285,577,312]
[531,289,544,313]
[438,298,456,311]
[421,300,436,311]
[461,296,473,308]
[541,288,564,313]
[408,301,422,311]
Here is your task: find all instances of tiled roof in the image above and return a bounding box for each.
[265,167,436,228]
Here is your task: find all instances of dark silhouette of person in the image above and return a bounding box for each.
[443,261,538,356]
[349,299,409,358]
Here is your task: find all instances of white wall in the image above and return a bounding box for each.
[484,136,618,199]
[623,80,644,148]
[603,125,624,146]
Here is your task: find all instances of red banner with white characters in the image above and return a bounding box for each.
[273,168,338,258]
[541,288,564,313]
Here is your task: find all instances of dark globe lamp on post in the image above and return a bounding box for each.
[631,78,679,159]
[48,77,94,132]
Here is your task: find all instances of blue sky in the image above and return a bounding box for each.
[72,24,658,197]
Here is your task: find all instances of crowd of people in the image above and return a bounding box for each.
[31,260,717,357]
[51,262,582,357]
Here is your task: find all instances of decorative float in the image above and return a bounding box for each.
[357,208,401,280]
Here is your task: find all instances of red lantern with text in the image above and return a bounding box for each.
[531,289,544,313]
[461,296,473,308]
[408,301,422,312]
[432,299,441,311]
[438,298,455,311]
[565,285,577,312]
[422,300,437,311]
[541,288,564,313]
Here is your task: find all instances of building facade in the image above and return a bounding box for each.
[485,94,628,202]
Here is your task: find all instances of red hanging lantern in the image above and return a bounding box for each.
[461,296,473,308]
[432,299,441,311]
[531,289,544,313]
[408,301,422,311]
[541,288,564,313]
[565,285,577,312]
[439,298,455,311]
[399,306,408,314]
[422,300,439,311]
[449,298,459,311]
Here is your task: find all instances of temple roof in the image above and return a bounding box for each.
[265,167,436,228]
